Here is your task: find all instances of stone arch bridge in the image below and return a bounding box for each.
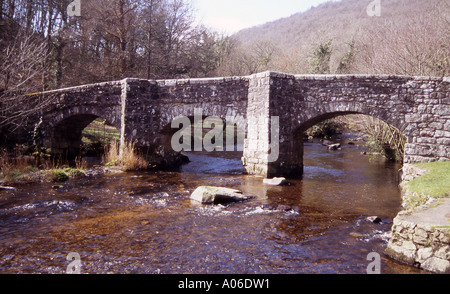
[36,71,449,178]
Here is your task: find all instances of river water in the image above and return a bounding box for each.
[0,142,425,274]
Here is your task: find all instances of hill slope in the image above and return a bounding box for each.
[219,0,449,76]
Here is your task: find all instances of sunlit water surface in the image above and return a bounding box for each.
[0,143,425,274]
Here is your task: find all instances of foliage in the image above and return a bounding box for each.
[406,162,450,199]
[228,0,449,76]
[306,119,343,138]
[0,0,229,140]
[336,39,356,74]
[361,116,406,163]
[51,169,69,182]
[64,168,87,179]
[309,40,333,74]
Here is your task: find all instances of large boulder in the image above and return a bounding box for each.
[190,186,252,204]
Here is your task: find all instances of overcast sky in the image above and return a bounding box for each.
[193,0,340,35]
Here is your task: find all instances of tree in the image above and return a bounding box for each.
[353,0,449,76]
[336,39,356,74]
[0,28,51,138]
[217,39,278,76]
[309,40,332,74]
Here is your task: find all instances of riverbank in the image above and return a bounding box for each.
[0,164,117,188]
[386,162,450,274]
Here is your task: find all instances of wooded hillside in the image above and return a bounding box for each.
[218,0,449,77]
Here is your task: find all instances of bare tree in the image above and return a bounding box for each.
[0,29,51,133]
[354,1,449,76]
[217,40,278,76]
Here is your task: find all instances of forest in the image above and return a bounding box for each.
[222,0,449,77]
[0,0,232,138]
[0,0,449,141]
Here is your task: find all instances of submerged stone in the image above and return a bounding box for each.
[263,177,288,186]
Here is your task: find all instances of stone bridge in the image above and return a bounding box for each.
[37,71,449,178]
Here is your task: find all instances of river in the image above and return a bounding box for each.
[0,141,425,274]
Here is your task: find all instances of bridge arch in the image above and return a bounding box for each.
[39,81,124,159]
[47,111,121,159]
[242,72,449,178]
[295,110,407,165]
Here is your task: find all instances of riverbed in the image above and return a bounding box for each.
[0,142,425,274]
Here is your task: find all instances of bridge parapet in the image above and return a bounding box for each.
[33,71,448,176]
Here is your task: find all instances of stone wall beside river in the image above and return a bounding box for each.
[385,164,450,274]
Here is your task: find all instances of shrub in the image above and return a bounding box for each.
[64,168,87,178]
[52,169,69,182]
[362,116,406,162]
[306,119,343,138]
[103,141,148,171]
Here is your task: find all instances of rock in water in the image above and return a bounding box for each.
[367,216,383,224]
[0,186,17,191]
[263,177,288,186]
[190,186,251,204]
[328,143,341,150]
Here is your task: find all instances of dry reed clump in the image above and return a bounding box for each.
[360,115,406,162]
[0,148,37,183]
[0,148,89,184]
[103,141,148,171]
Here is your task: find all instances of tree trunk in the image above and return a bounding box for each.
[118,0,127,77]
[7,0,15,18]
[26,0,33,32]
[146,0,156,79]
[0,0,4,20]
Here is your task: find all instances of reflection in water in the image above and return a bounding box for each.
[0,143,424,274]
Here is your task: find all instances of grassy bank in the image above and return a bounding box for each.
[0,166,88,185]
[0,147,89,185]
[402,161,450,209]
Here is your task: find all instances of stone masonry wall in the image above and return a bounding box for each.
[241,72,449,178]
[34,71,449,172]
[385,164,450,274]
[386,215,450,274]
[39,81,124,156]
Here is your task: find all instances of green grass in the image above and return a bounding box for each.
[403,161,450,208]
[82,118,120,145]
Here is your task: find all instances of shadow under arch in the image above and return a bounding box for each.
[158,114,247,152]
[50,114,120,160]
[289,111,407,179]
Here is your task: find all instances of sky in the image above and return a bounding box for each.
[193,0,339,35]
